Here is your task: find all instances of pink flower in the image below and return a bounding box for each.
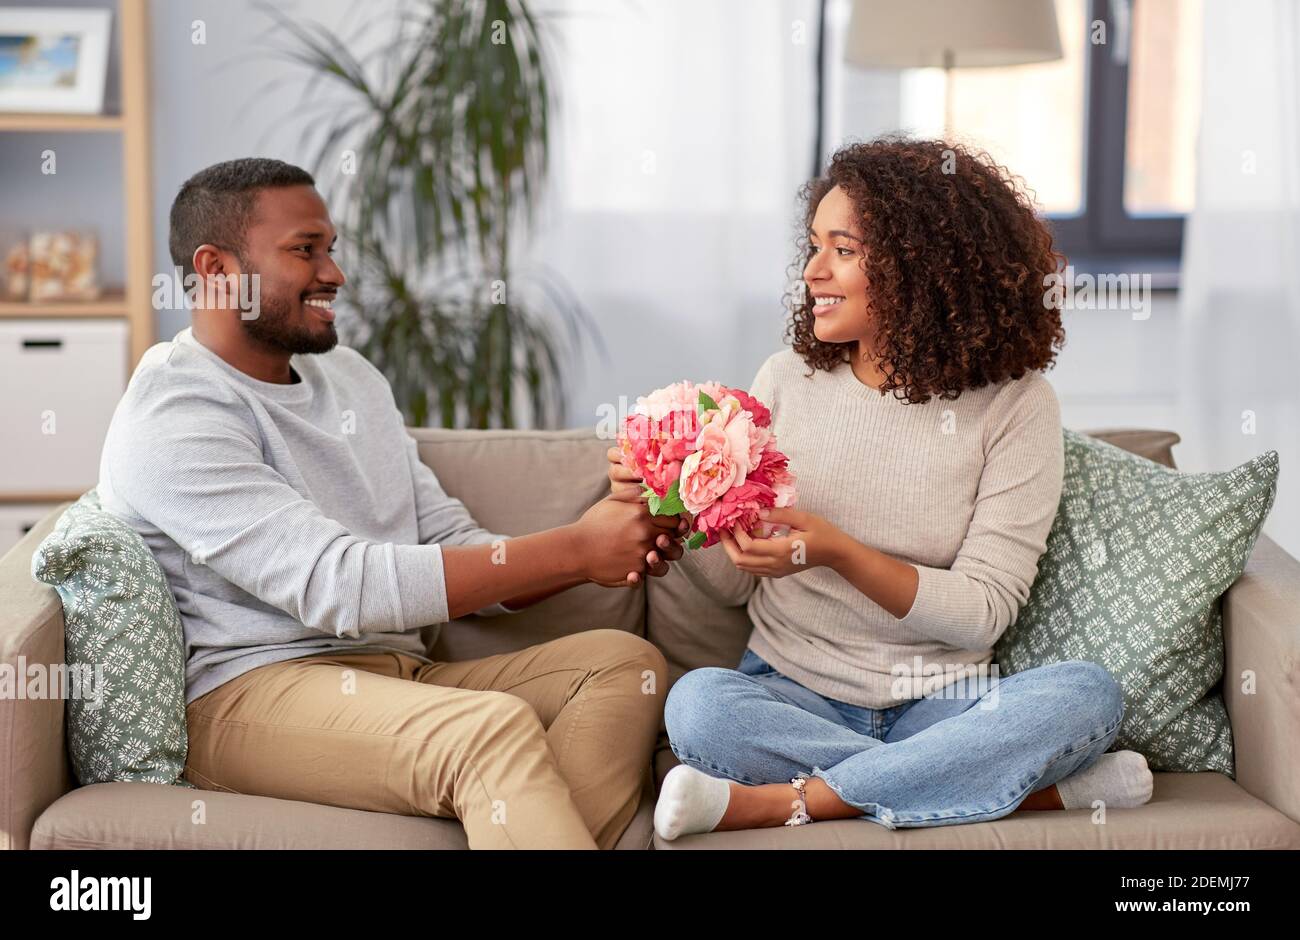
[679,421,741,513]
[725,387,772,428]
[637,381,704,420]
[619,408,699,498]
[748,446,797,507]
[715,406,757,480]
[616,378,796,545]
[745,424,772,474]
[691,478,774,547]
[695,380,730,407]
[769,465,797,508]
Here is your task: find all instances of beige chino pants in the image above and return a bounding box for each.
[182,628,667,849]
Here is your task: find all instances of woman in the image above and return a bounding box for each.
[609,138,1153,840]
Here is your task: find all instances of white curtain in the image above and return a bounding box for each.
[533,0,819,423]
[1177,0,1300,559]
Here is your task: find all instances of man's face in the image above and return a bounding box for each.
[234,185,345,355]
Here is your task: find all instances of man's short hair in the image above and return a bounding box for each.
[168,157,315,279]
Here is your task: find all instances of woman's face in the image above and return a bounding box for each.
[802,185,871,345]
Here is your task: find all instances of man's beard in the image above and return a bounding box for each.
[240,282,338,356]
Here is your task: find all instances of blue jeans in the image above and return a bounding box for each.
[663,648,1125,829]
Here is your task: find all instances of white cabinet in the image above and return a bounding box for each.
[0,318,128,494]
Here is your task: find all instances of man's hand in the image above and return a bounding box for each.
[573,495,686,586]
[718,507,848,579]
[604,446,690,580]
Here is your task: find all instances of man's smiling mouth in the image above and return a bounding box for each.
[304,295,336,322]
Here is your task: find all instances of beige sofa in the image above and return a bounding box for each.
[3,426,1298,850]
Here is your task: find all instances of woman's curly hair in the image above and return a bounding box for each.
[785,136,1067,404]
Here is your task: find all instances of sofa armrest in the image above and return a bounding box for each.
[1222,532,1300,825]
[0,503,75,850]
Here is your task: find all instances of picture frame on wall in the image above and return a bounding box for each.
[0,7,112,114]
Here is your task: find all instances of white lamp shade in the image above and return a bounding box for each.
[845,0,1063,68]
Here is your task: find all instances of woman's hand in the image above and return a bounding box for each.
[606,446,649,503]
[606,444,692,532]
[718,507,848,579]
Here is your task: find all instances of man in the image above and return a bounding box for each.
[98,157,685,849]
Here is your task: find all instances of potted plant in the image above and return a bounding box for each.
[268,0,600,428]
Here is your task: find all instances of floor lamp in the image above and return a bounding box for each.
[844,0,1064,138]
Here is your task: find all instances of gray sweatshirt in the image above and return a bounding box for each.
[98,327,510,705]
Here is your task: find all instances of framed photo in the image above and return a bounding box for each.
[0,8,112,114]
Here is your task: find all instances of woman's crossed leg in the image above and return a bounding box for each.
[657,656,1134,839]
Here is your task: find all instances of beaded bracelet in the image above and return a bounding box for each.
[784,774,813,826]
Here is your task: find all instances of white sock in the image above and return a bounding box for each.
[1055,750,1153,810]
[654,764,733,841]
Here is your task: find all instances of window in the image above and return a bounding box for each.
[900,0,1089,216]
[896,0,1202,272]
[1121,0,1202,216]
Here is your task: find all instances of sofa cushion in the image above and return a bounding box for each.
[29,488,193,789]
[995,430,1279,775]
[408,428,646,662]
[652,770,1300,849]
[31,766,657,850]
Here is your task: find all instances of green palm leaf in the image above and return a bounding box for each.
[261,0,596,428]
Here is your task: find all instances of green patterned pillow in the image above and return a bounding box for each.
[995,430,1278,776]
[30,488,193,788]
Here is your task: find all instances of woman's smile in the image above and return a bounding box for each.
[811,294,845,317]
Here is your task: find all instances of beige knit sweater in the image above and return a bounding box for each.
[677,349,1064,709]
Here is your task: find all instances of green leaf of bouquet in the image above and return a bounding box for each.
[647,491,662,514]
[686,531,707,550]
[698,390,719,413]
[656,479,686,516]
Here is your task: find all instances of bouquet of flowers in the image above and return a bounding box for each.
[616,380,796,549]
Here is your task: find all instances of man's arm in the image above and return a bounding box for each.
[438,529,583,619]
[401,419,682,613]
[496,523,687,611]
[440,496,684,617]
